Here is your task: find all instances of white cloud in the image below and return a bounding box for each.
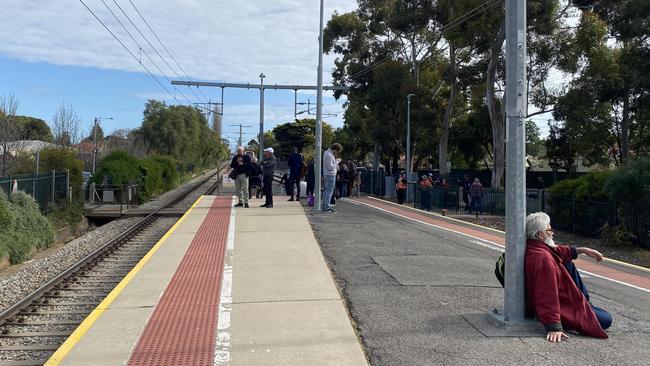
[0,0,356,86]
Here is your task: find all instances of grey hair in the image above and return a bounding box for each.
[237,146,244,152]
[525,212,550,240]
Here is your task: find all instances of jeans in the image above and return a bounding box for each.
[235,174,249,204]
[470,196,481,214]
[564,261,613,330]
[339,181,348,197]
[322,174,336,211]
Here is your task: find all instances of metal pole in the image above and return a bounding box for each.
[92,117,98,174]
[239,124,243,147]
[503,0,527,323]
[51,170,55,205]
[258,73,266,162]
[314,0,325,210]
[406,94,415,201]
[294,89,298,118]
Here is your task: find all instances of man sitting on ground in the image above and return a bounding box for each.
[525,212,612,342]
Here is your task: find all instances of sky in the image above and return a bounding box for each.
[0,0,356,149]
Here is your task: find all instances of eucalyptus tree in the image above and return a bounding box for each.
[324,0,444,173]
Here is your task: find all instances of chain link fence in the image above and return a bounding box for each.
[0,171,68,210]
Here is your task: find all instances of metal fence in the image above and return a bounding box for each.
[0,171,68,210]
[361,174,649,248]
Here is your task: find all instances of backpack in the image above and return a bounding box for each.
[495,253,505,287]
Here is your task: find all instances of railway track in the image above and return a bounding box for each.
[0,168,225,366]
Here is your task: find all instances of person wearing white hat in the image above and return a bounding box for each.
[260,147,276,208]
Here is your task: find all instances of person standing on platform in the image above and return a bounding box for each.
[395,171,407,205]
[322,143,342,212]
[469,178,483,214]
[249,157,263,199]
[306,159,315,205]
[287,147,303,201]
[346,159,357,196]
[462,174,472,211]
[260,147,276,208]
[230,146,251,208]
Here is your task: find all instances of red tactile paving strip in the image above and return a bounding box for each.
[128,197,231,366]
[353,197,650,291]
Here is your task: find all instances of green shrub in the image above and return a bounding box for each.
[47,200,84,229]
[599,223,635,248]
[94,150,140,185]
[0,191,54,264]
[603,158,650,203]
[149,155,179,191]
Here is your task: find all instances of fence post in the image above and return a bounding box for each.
[51,170,56,205]
[90,182,95,204]
[370,171,374,196]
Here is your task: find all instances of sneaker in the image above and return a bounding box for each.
[244,204,249,208]
[260,204,268,207]
[234,202,243,207]
[288,197,294,201]
[266,204,273,208]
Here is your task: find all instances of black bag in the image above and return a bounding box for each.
[495,253,505,287]
[228,169,237,180]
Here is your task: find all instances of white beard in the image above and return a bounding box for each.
[543,237,557,249]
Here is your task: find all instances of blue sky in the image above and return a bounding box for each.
[0,0,353,148]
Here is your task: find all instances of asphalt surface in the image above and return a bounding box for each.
[305,199,650,366]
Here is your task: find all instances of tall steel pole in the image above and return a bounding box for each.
[406,94,415,201]
[503,0,527,323]
[258,73,266,162]
[92,117,98,174]
[314,0,325,210]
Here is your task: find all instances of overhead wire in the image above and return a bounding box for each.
[127,0,211,102]
[346,0,502,82]
[110,0,207,103]
[78,0,182,104]
[98,0,194,105]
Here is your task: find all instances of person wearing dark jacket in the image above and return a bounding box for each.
[306,159,315,201]
[249,157,263,199]
[525,212,611,342]
[230,146,251,207]
[287,147,303,201]
[260,147,277,208]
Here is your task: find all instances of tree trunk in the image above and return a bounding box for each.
[439,41,457,179]
[487,26,506,189]
[621,93,630,165]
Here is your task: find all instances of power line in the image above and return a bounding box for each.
[78,0,181,104]
[99,0,194,104]
[127,0,210,102]
[347,0,502,82]
[110,0,207,103]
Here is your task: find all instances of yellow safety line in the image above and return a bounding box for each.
[45,196,206,365]
[362,196,650,274]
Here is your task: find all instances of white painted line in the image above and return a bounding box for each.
[215,196,237,365]
[349,198,650,295]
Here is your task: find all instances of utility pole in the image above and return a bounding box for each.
[488,0,529,328]
[259,73,266,162]
[314,0,325,211]
[406,94,415,201]
[229,124,252,147]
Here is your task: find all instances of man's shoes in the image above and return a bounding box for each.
[266,204,273,208]
[288,197,294,201]
[260,204,268,207]
[234,202,244,207]
[244,204,249,208]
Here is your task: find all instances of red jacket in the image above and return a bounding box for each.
[524,239,607,338]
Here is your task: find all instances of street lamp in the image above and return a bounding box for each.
[93,117,113,174]
[406,94,415,201]
[314,0,325,211]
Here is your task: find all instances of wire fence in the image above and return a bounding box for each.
[0,171,68,210]
[360,172,650,248]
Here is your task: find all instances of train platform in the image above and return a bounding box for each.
[45,195,368,366]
